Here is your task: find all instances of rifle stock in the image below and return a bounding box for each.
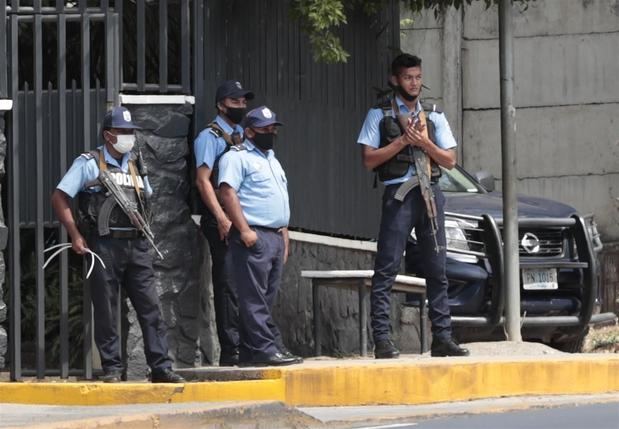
[98,170,165,260]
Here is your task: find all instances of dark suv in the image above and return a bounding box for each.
[405,165,615,351]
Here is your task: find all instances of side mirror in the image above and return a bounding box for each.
[474,170,495,192]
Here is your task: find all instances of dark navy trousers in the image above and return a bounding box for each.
[371,183,452,342]
[201,216,240,359]
[88,235,172,373]
[228,227,286,361]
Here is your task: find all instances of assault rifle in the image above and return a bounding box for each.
[395,111,440,253]
[98,169,165,260]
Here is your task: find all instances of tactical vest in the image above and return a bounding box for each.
[206,122,241,188]
[375,97,442,182]
[78,149,147,234]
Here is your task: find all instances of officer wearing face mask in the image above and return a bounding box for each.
[218,106,302,366]
[194,80,254,366]
[51,106,184,383]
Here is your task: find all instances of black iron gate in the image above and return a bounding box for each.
[5,1,120,381]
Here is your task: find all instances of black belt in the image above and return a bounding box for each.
[107,229,142,239]
[251,226,284,234]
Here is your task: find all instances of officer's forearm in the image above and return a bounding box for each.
[362,137,409,170]
[51,189,82,240]
[425,145,457,169]
[219,184,251,233]
[196,166,228,222]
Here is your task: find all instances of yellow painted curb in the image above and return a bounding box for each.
[0,379,285,406]
[281,356,619,406]
[1,356,618,406]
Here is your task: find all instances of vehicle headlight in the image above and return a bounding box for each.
[445,219,479,263]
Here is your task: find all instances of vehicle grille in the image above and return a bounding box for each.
[517,228,565,257]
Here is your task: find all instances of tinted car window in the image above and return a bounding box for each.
[438,167,482,193]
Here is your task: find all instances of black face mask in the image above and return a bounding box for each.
[225,107,247,124]
[252,132,276,151]
[396,85,417,102]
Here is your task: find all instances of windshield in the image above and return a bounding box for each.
[438,166,483,193]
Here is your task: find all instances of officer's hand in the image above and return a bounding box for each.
[240,229,258,248]
[72,234,89,255]
[217,217,232,241]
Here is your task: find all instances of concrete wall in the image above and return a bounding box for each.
[401,0,619,242]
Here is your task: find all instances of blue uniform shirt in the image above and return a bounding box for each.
[57,145,153,198]
[194,115,244,169]
[218,140,290,229]
[357,96,457,185]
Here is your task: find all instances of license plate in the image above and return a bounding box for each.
[522,268,558,290]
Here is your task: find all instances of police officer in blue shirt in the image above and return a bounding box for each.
[194,80,254,366]
[218,106,301,366]
[51,106,185,383]
[357,53,470,358]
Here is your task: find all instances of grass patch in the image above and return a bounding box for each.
[583,324,619,353]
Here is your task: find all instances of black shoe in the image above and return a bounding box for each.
[99,369,122,383]
[219,352,240,367]
[281,350,304,364]
[374,339,400,359]
[240,352,300,367]
[431,337,470,357]
[151,368,186,383]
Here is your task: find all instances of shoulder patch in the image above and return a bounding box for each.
[421,102,442,114]
[230,143,247,152]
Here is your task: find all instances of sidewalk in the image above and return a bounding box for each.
[0,342,618,425]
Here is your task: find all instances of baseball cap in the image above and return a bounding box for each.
[102,106,141,129]
[215,80,255,102]
[243,106,283,128]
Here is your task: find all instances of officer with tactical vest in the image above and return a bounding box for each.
[51,106,184,382]
[357,53,469,359]
[194,80,254,366]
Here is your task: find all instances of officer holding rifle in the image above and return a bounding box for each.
[357,53,470,359]
[51,106,184,383]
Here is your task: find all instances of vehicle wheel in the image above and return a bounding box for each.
[551,327,589,353]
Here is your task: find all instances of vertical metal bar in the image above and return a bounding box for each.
[499,0,521,342]
[104,3,114,104]
[57,10,69,379]
[116,0,123,93]
[358,280,368,357]
[137,0,145,92]
[159,0,168,92]
[420,294,427,353]
[8,13,22,382]
[34,11,46,380]
[81,12,93,379]
[192,0,204,135]
[33,0,41,13]
[181,0,190,93]
[0,0,7,99]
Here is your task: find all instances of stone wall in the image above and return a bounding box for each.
[122,104,216,378]
[0,113,7,367]
[273,236,426,357]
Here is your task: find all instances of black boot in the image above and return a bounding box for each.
[374,339,400,359]
[430,337,470,357]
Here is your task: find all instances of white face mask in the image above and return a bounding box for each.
[113,134,135,154]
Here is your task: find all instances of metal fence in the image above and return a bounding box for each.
[2,0,202,381]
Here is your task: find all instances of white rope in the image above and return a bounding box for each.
[43,243,106,279]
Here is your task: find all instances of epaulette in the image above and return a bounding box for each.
[79,150,98,161]
[207,124,223,138]
[230,143,247,152]
[421,101,442,114]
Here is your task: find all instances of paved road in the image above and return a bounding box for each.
[302,395,619,429]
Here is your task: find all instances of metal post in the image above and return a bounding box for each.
[499,0,521,342]
[358,280,368,357]
[312,281,322,356]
